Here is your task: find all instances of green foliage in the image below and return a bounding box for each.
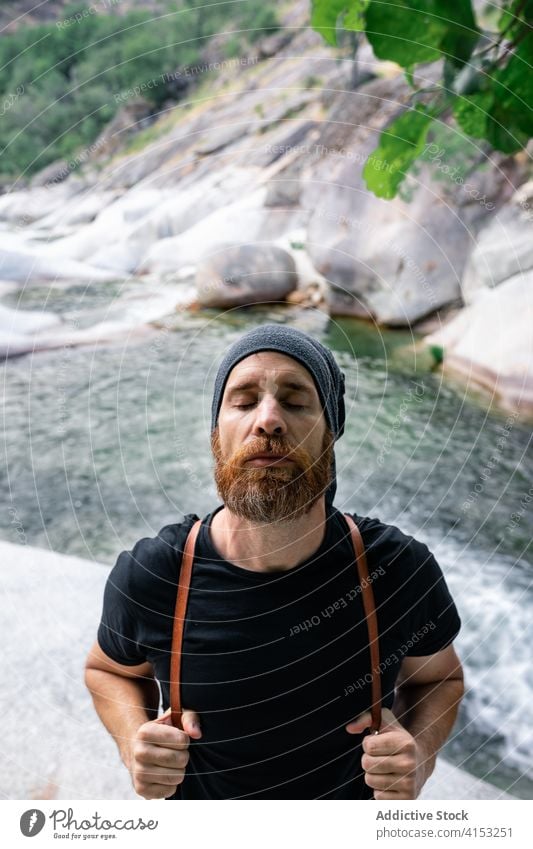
[498,0,533,39]
[363,106,433,198]
[311,0,533,198]
[420,121,485,184]
[310,0,369,46]
[0,1,279,176]
[429,344,444,365]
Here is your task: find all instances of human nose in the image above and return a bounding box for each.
[251,394,287,437]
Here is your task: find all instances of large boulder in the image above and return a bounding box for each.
[301,72,527,327]
[423,270,533,416]
[309,187,469,326]
[195,243,298,308]
[461,184,533,304]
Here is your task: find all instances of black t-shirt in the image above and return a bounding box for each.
[97,502,461,800]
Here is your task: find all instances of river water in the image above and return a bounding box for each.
[1,279,532,798]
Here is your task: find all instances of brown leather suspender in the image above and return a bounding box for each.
[169,513,382,734]
[170,518,202,730]
[343,514,382,734]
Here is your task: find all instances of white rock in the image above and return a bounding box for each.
[33,189,123,229]
[0,185,73,223]
[140,188,305,274]
[0,283,195,357]
[0,303,62,357]
[0,241,117,282]
[0,303,61,334]
[424,270,533,414]
[83,167,264,274]
[129,165,259,242]
[462,204,533,304]
[308,179,468,326]
[43,189,172,262]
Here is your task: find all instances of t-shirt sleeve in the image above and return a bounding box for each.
[400,540,462,657]
[97,547,148,666]
[96,517,198,666]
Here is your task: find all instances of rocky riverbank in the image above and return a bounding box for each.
[0,0,531,416]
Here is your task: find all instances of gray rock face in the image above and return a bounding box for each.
[0,0,528,356]
[140,190,306,275]
[0,244,116,283]
[308,177,469,326]
[299,74,471,325]
[30,159,71,188]
[424,269,533,415]
[462,191,533,304]
[93,97,155,159]
[195,124,249,156]
[264,161,302,207]
[196,243,298,308]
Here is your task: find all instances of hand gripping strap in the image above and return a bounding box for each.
[169,513,382,733]
[343,514,382,734]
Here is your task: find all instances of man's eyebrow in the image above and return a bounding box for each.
[226,380,315,395]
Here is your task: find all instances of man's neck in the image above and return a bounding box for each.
[208,497,328,573]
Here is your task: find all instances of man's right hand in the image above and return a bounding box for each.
[128,707,202,799]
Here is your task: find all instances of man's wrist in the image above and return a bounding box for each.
[414,737,437,786]
[392,706,438,792]
[117,711,153,773]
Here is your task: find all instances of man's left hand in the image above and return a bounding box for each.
[345,707,427,799]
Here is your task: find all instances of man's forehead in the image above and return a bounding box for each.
[224,352,316,392]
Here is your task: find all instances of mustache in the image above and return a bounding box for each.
[233,437,302,463]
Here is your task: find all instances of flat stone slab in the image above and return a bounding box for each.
[0,539,515,800]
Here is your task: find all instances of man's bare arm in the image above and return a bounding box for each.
[85,641,202,798]
[392,643,465,785]
[84,640,160,770]
[346,643,465,798]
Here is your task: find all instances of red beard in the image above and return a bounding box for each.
[210,426,334,523]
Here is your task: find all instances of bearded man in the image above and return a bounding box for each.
[85,323,464,800]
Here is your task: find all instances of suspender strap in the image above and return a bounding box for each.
[170,518,202,729]
[343,514,382,734]
[169,513,382,734]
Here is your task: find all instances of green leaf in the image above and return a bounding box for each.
[311,0,346,45]
[439,1,479,67]
[491,33,533,136]
[452,33,533,154]
[405,65,416,87]
[365,0,479,69]
[344,0,369,32]
[498,0,533,39]
[453,91,493,138]
[363,106,434,198]
[365,0,447,66]
[429,344,444,365]
[485,102,530,154]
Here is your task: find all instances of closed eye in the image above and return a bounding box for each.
[235,403,304,410]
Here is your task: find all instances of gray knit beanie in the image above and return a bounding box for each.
[211,323,346,505]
